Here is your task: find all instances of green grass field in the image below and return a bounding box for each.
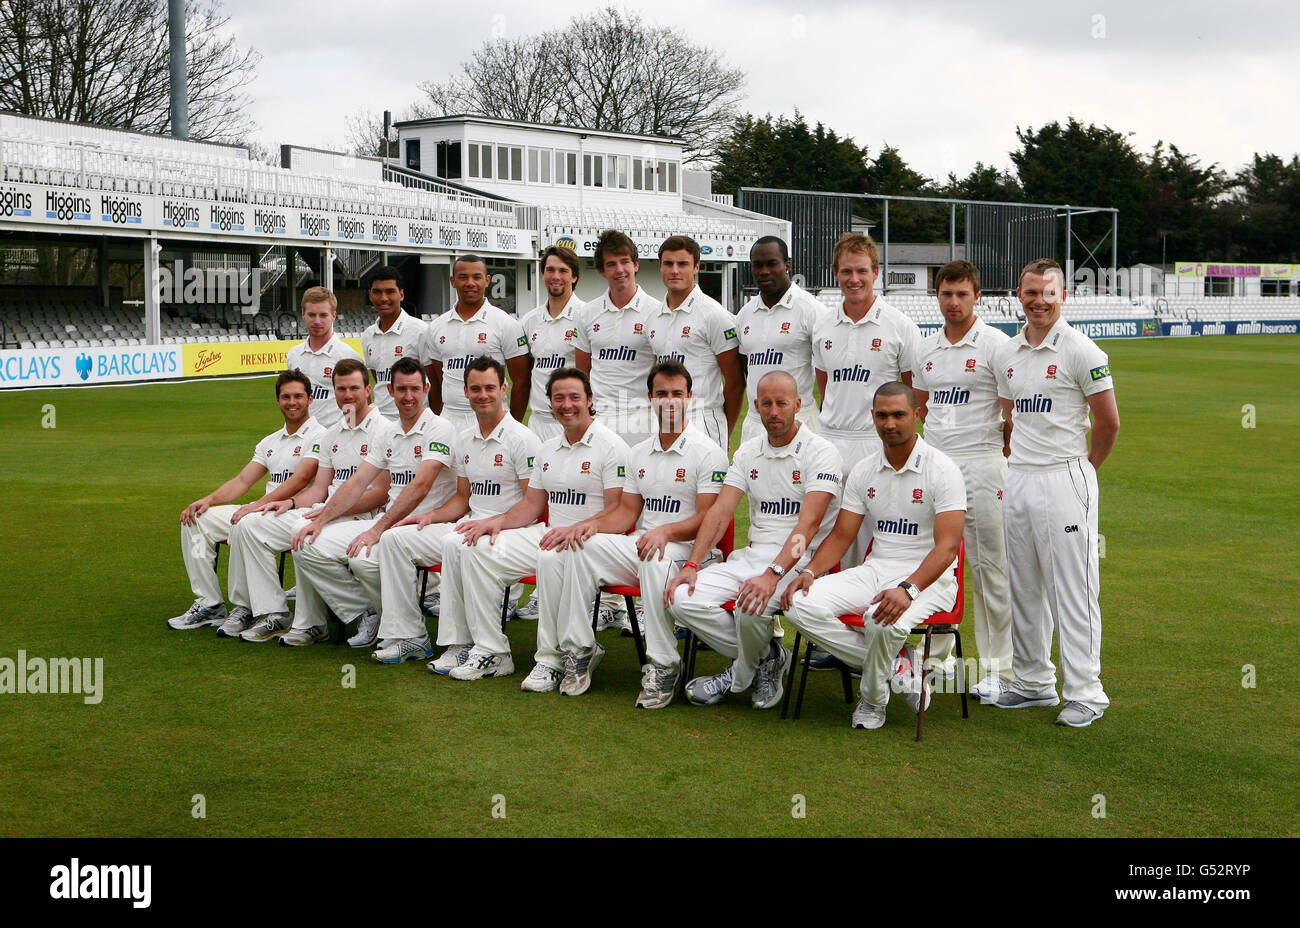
[1,335,1297,837]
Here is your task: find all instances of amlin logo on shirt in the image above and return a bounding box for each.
[49,859,151,908]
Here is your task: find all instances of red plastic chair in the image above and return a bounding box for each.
[783,540,967,741]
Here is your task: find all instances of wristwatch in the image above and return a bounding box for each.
[767,564,785,578]
[897,581,919,601]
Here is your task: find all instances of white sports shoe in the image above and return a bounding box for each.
[619,607,646,638]
[972,673,1009,704]
[595,607,623,632]
[216,606,253,638]
[520,663,563,693]
[240,612,290,642]
[347,611,380,649]
[851,698,887,730]
[449,648,515,680]
[279,625,328,647]
[428,643,473,675]
[167,600,227,630]
[371,636,434,664]
[421,590,441,618]
[516,598,540,621]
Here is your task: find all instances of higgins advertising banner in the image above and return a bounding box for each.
[0,345,181,388]
[182,338,364,377]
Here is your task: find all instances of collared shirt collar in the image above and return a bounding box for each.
[560,419,599,449]
[301,333,343,356]
[398,408,437,437]
[658,286,701,316]
[760,424,805,458]
[754,283,798,312]
[876,436,928,474]
[340,406,382,432]
[547,294,581,320]
[599,287,646,314]
[280,415,318,439]
[936,317,984,349]
[470,412,513,444]
[1015,315,1070,351]
[650,427,692,455]
[835,297,883,326]
[450,301,494,324]
[374,309,413,334]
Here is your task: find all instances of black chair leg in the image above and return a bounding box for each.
[277,551,286,585]
[793,635,813,720]
[916,630,933,742]
[500,585,512,632]
[781,631,802,719]
[625,594,646,666]
[420,569,429,602]
[954,630,968,719]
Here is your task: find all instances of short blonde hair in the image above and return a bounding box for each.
[300,286,338,313]
[832,232,880,274]
[1018,258,1065,289]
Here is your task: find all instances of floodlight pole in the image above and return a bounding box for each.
[168,0,189,139]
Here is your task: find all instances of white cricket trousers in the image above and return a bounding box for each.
[290,519,380,632]
[375,522,460,641]
[180,504,241,608]
[821,427,878,569]
[926,450,1012,678]
[227,508,321,617]
[529,412,562,443]
[691,405,729,451]
[740,406,821,446]
[786,556,957,706]
[1003,459,1108,713]
[668,545,805,691]
[557,534,694,669]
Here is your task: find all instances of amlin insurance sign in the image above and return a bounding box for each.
[0,346,181,388]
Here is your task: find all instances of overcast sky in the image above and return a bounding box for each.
[223,0,1300,180]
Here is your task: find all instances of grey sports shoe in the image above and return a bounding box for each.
[167,599,227,630]
[428,642,473,675]
[851,698,887,730]
[347,611,381,649]
[595,607,623,632]
[284,585,297,602]
[279,625,329,647]
[520,663,563,692]
[635,662,679,710]
[516,598,540,621]
[685,666,734,706]
[619,607,646,638]
[371,636,435,664]
[240,612,290,642]
[1056,701,1103,727]
[751,643,792,709]
[216,605,254,638]
[560,643,605,696]
[449,648,515,680]
[420,590,440,618]
[991,688,1060,709]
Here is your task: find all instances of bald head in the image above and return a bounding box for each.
[757,369,798,398]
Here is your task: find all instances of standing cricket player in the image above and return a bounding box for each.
[520,245,584,443]
[649,235,745,449]
[911,260,1013,696]
[422,254,530,433]
[990,258,1120,727]
[362,266,427,421]
[285,286,362,430]
[783,382,966,731]
[735,236,827,444]
[666,370,843,710]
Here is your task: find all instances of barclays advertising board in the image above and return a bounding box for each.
[0,346,182,389]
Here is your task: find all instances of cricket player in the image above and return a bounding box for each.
[168,370,325,630]
[735,236,827,445]
[989,259,1119,727]
[911,260,1013,696]
[285,286,362,430]
[649,235,745,450]
[382,356,540,675]
[422,253,530,432]
[574,229,661,447]
[812,232,921,568]
[449,368,629,693]
[284,358,458,654]
[222,358,391,641]
[783,382,967,731]
[362,265,427,420]
[520,245,584,443]
[547,360,728,705]
[665,370,843,710]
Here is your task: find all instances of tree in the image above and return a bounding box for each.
[1215,153,1300,262]
[416,6,744,162]
[1138,142,1229,262]
[0,0,260,143]
[711,112,871,196]
[343,108,399,159]
[941,162,1023,203]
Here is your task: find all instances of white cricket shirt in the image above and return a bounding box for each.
[286,334,363,430]
[520,295,584,425]
[573,287,660,412]
[364,409,458,515]
[735,282,827,420]
[725,427,843,549]
[647,287,738,412]
[529,420,630,527]
[252,416,327,495]
[842,436,967,565]
[811,296,921,432]
[362,310,428,420]
[913,317,1011,455]
[624,424,730,531]
[994,317,1115,467]
[309,407,392,497]
[454,414,543,519]
[422,300,529,420]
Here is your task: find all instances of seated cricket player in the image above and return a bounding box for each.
[168,370,325,630]
[665,370,843,710]
[782,382,966,730]
[222,358,391,641]
[286,357,458,654]
[447,367,630,692]
[548,359,728,704]
[380,356,540,673]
